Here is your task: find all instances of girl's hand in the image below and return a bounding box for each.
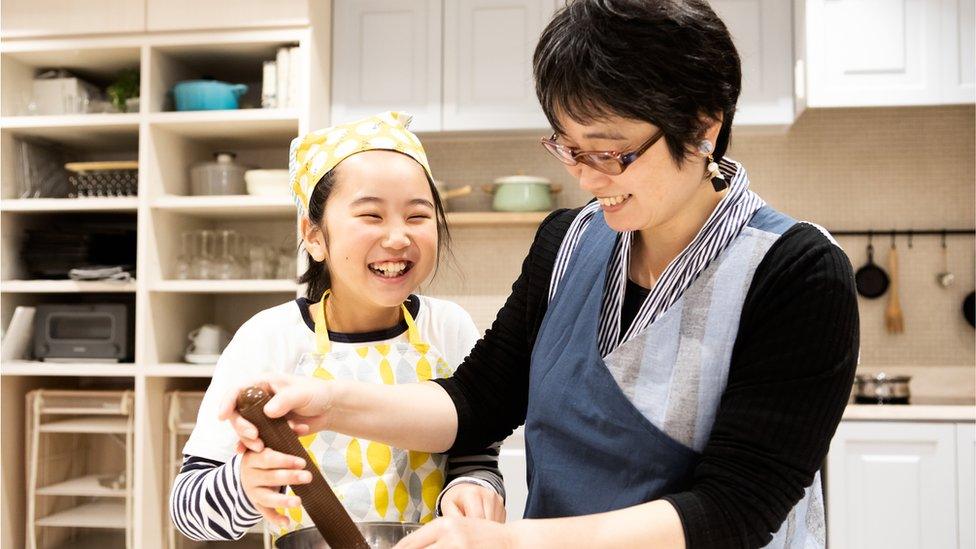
[240,447,311,527]
[393,517,519,549]
[217,372,334,453]
[439,483,506,523]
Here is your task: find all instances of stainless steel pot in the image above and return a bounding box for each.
[853,373,911,405]
[275,522,422,549]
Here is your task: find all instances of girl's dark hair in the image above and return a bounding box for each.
[533,0,741,165]
[299,162,452,302]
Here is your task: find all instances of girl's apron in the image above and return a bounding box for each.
[274,292,453,538]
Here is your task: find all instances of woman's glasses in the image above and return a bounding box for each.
[540,130,664,175]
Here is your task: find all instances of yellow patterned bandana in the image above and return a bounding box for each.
[289,111,433,213]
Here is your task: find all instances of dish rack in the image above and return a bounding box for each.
[165,391,270,549]
[26,390,135,549]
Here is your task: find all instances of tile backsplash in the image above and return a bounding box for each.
[423,105,975,374]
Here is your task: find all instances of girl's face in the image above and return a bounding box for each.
[553,115,720,234]
[306,150,438,309]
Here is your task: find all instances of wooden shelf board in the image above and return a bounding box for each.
[446,211,551,226]
[151,195,294,218]
[147,109,299,144]
[149,279,298,293]
[36,473,127,497]
[146,363,216,378]
[34,501,127,529]
[0,113,140,130]
[0,280,136,293]
[0,197,139,212]
[1,361,137,377]
[39,416,129,434]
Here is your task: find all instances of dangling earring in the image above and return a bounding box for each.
[698,140,727,192]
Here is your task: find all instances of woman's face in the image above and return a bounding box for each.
[553,115,716,234]
[310,150,438,309]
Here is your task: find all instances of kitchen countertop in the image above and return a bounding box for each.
[843,397,976,422]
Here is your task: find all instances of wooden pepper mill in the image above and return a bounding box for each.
[236,386,369,549]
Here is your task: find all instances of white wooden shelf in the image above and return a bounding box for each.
[0,280,136,293]
[147,109,300,143]
[151,195,294,218]
[0,113,140,130]
[39,416,129,434]
[149,279,298,293]
[146,363,216,378]
[446,211,550,226]
[34,501,127,529]
[0,197,139,212]
[36,473,127,497]
[1,361,138,377]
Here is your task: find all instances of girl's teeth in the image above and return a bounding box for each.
[599,194,630,207]
[370,262,407,277]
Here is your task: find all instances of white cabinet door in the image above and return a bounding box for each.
[443,0,555,131]
[959,423,975,549]
[146,0,309,31]
[498,427,528,521]
[711,0,798,126]
[806,0,943,106]
[0,0,144,38]
[331,0,442,132]
[826,421,958,549]
[941,0,976,103]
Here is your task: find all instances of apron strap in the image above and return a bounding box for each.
[313,291,422,353]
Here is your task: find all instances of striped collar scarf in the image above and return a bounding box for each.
[549,158,766,357]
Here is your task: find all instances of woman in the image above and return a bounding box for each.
[221,1,859,547]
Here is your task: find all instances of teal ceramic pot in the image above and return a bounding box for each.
[488,176,557,212]
[173,80,248,111]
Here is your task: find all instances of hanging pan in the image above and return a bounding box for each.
[855,233,889,299]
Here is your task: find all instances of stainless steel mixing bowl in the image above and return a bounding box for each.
[275,522,422,549]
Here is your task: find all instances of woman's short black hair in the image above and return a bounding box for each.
[299,163,452,302]
[533,0,742,164]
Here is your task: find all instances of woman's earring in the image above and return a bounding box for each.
[698,140,727,192]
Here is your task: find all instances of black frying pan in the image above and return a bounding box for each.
[855,240,889,299]
[964,291,975,328]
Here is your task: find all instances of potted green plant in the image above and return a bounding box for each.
[107,68,140,113]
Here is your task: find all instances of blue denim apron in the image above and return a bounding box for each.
[524,213,699,518]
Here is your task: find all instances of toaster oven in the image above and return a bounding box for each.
[33,304,132,362]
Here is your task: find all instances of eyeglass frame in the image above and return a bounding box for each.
[539,130,665,175]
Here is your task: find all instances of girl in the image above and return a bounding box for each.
[169,111,505,542]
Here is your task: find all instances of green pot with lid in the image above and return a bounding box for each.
[482,175,561,212]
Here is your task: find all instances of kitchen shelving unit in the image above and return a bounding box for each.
[0,25,328,549]
[165,391,270,549]
[25,390,134,549]
[0,17,556,549]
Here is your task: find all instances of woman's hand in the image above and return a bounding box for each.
[393,517,519,549]
[240,447,310,526]
[217,372,334,453]
[439,483,507,523]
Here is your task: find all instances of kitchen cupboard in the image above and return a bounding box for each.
[958,424,975,549]
[498,428,529,521]
[804,0,976,107]
[826,420,973,549]
[333,0,806,130]
[331,0,553,131]
[710,0,803,126]
[442,0,556,130]
[330,0,443,132]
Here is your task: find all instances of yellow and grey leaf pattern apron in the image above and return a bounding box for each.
[275,292,455,538]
